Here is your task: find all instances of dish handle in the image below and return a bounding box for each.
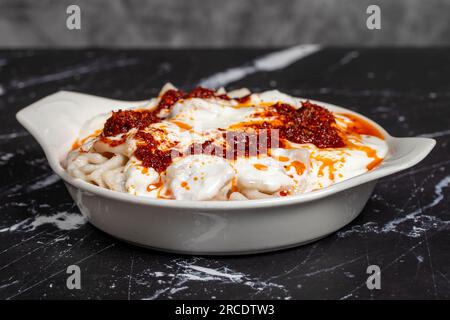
[15,91,126,163]
[382,136,436,172]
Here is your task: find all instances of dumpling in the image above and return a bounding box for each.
[165,155,234,200]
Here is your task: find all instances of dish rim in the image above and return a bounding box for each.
[16,91,436,210]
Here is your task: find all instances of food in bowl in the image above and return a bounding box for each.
[17,87,434,254]
[65,84,388,201]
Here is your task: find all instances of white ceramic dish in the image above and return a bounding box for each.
[16,91,435,255]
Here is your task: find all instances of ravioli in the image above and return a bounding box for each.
[65,84,388,200]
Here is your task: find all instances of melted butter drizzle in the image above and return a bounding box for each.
[71,129,102,150]
[339,113,384,171]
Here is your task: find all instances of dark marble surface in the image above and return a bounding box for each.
[0,48,449,300]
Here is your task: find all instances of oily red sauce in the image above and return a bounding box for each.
[99,135,127,147]
[146,178,163,192]
[254,163,268,171]
[71,129,102,150]
[285,160,306,175]
[340,113,384,140]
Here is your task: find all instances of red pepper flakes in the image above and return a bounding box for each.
[241,101,345,148]
[102,87,241,139]
[99,88,347,172]
[99,87,241,171]
[102,109,159,137]
[184,130,279,161]
[156,89,185,111]
[187,140,223,157]
[133,131,173,173]
[186,87,231,100]
[278,101,345,148]
[234,94,251,104]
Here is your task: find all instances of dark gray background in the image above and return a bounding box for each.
[0,0,449,47]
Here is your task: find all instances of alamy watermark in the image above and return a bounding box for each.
[64,4,380,33]
[66,264,81,289]
[366,264,381,290]
[366,5,381,30]
[66,5,81,30]
[172,129,280,160]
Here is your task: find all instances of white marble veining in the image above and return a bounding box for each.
[139,259,290,300]
[199,44,321,87]
[0,211,86,233]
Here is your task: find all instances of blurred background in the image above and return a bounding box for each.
[0,0,449,48]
